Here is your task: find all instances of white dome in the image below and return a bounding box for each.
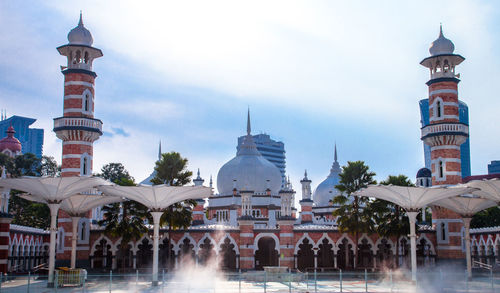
[68,13,94,46]
[217,112,282,195]
[429,25,454,56]
[313,145,342,207]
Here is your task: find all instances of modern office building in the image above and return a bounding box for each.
[237,133,286,185]
[488,161,500,174]
[0,115,44,157]
[419,99,471,178]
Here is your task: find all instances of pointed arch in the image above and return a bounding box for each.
[314,233,336,252]
[375,237,396,255]
[134,234,153,253]
[358,234,376,254]
[294,233,315,254]
[336,233,355,249]
[173,233,196,254]
[417,234,436,255]
[90,234,115,255]
[197,233,217,255]
[216,233,239,255]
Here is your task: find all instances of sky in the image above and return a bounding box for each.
[1,0,500,197]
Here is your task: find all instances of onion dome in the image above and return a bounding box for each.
[429,25,455,56]
[68,12,94,46]
[313,144,341,207]
[217,110,282,195]
[0,126,22,154]
[416,167,432,178]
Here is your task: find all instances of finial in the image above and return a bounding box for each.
[158,140,162,161]
[304,169,308,178]
[439,23,443,37]
[79,11,83,26]
[197,168,200,177]
[246,108,251,136]
[334,143,338,162]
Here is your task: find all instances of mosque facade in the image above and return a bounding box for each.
[0,17,499,274]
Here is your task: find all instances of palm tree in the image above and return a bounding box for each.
[370,175,413,268]
[151,152,195,269]
[97,164,150,271]
[333,161,376,269]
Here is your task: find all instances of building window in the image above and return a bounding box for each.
[81,153,91,176]
[82,90,93,113]
[439,161,444,178]
[437,101,442,118]
[441,223,446,241]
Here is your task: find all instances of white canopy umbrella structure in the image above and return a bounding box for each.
[0,176,110,287]
[466,179,500,203]
[356,185,477,281]
[18,192,122,269]
[432,196,497,278]
[60,194,123,269]
[98,184,211,286]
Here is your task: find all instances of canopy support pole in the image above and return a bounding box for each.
[407,211,419,282]
[462,217,472,279]
[71,216,80,269]
[48,203,61,288]
[151,211,163,286]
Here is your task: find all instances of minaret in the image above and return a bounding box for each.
[299,170,313,223]
[420,25,468,259]
[191,169,206,225]
[193,169,204,186]
[54,13,103,267]
[54,12,103,177]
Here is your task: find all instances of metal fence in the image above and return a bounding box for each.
[0,269,498,292]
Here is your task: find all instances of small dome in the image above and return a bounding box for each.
[216,111,282,195]
[313,144,342,207]
[429,25,455,56]
[416,167,432,178]
[0,126,22,154]
[67,12,93,46]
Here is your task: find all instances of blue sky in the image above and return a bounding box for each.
[1,0,500,195]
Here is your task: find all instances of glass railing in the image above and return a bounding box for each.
[0,269,498,292]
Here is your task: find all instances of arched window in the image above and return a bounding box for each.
[439,161,444,178]
[443,59,450,72]
[81,153,91,176]
[437,101,442,117]
[84,51,89,64]
[441,223,446,241]
[81,222,86,241]
[75,50,81,64]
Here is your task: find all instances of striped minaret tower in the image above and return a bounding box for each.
[53,13,103,266]
[420,25,469,259]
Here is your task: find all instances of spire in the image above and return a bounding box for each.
[439,23,443,37]
[158,140,162,161]
[334,142,338,162]
[79,11,83,26]
[247,108,251,136]
[197,168,201,178]
[304,169,308,179]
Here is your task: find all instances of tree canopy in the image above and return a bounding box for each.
[333,160,376,269]
[2,153,60,229]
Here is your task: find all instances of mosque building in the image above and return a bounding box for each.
[0,16,499,273]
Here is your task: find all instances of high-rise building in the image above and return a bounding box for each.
[419,99,471,178]
[0,115,44,157]
[237,133,286,184]
[488,161,500,174]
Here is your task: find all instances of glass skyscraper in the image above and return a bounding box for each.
[419,99,471,178]
[237,133,286,184]
[0,115,44,157]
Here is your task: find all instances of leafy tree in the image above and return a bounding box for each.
[96,163,133,183]
[3,153,52,229]
[151,152,191,186]
[38,156,60,176]
[97,163,149,271]
[471,206,500,228]
[152,152,195,268]
[333,160,376,269]
[368,175,413,268]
